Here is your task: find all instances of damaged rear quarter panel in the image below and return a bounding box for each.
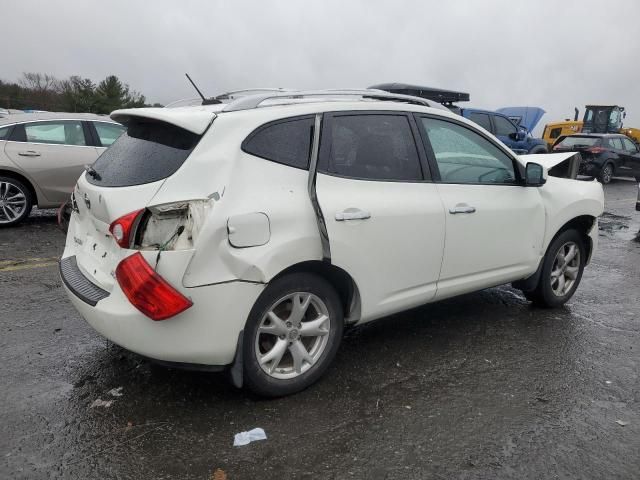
[181,149,323,288]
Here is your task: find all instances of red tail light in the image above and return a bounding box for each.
[586,146,606,154]
[109,209,144,248]
[115,252,193,320]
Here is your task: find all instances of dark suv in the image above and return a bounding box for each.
[553,134,640,184]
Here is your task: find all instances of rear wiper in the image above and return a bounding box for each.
[84,165,101,181]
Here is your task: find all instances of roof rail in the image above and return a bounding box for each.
[222,89,439,112]
[215,88,291,100]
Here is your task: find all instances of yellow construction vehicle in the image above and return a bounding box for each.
[542,105,640,149]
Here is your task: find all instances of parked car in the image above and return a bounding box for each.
[553,133,640,184]
[460,107,548,155]
[0,112,125,226]
[60,90,604,396]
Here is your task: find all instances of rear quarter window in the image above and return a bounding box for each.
[242,116,315,169]
[87,119,200,187]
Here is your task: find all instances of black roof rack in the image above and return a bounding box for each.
[369,83,470,104]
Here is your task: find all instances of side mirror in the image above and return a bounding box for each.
[525,162,547,186]
[509,131,526,141]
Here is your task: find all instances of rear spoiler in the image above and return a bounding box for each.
[111,108,216,135]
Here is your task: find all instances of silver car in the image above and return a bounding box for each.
[0,112,125,226]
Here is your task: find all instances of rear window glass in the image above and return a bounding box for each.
[87,120,200,187]
[242,116,314,169]
[556,136,600,148]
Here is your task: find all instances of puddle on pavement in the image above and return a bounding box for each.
[599,211,640,242]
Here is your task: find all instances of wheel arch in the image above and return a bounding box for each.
[0,169,40,206]
[271,260,361,325]
[552,214,597,264]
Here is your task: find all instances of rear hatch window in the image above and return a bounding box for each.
[87,119,201,187]
[555,136,600,150]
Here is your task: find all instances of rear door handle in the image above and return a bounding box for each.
[335,208,371,221]
[449,204,476,214]
[18,151,41,157]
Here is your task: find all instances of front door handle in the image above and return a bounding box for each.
[449,204,476,214]
[18,151,41,157]
[335,208,371,221]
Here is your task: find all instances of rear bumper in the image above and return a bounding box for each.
[61,251,265,366]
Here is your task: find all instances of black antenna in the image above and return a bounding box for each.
[185,73,221,105]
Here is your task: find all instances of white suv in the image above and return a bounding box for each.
[60,90,604,396]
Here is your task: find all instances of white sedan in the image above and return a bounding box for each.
[60,89,604,396]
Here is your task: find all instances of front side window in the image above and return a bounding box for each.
[21,121,86,146]
[493,115,518,136]
[243,116,314,169]
[0,125,10,140]
[622,138,638,153]
[420,117,517,184]
[94,122,125,147]
[320,114,422,181]
[467,112,492,132]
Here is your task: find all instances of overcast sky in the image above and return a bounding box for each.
[5,0,640,132]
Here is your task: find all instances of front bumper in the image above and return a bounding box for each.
[60,249,265,366]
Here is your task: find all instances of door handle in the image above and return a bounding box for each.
[18,151,41,157]
[335,208,371,221]
[449,204,476,214]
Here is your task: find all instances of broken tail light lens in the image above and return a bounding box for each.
[109,209,144,248]
[115,252,193,320]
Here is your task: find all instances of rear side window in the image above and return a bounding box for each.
[467,112,492,132]
[11,121,86,145]
[319,114,422,181]
[88,119,200,187]
[609,137,623,150]
[94,122,125,147]
[242,116,314,169]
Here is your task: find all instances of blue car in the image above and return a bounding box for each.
[460,107,548,155]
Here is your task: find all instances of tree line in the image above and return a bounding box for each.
[0,72,162,113]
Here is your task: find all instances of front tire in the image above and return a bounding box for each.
[598,163,614,184]
[528,145,548,154]
[0,176,33,227]
[525,229,586,308]
[243,273,344,397]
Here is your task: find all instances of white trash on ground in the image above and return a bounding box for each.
[233,428,267,446]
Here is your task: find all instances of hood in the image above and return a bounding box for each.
[111,107,216,135]
[520,152,578,169]
[496,107,545,133]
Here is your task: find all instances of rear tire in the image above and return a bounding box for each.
[526,229,586,308]
[0,176,33,227]
[243,273,343,397]
[598,163,614,184]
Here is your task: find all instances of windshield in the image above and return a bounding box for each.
[87,119,201,187]
[556,136,601,148]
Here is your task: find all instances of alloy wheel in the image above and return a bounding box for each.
[550,241,581,297]
[255,292,331,380]
[602,165,613,184]
[0,181,28,224]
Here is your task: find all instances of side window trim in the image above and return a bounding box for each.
[413,113,524,185]
[317,110,428,183]
[241,114,316,170]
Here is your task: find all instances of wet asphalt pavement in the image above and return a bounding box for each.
[1,180,639,480]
